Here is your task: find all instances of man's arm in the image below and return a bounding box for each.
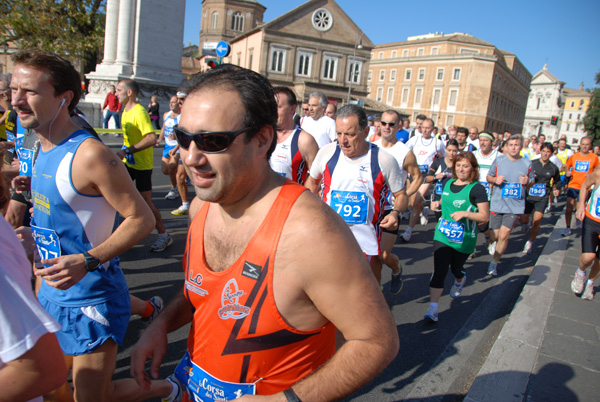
[130,289,193,389]
[156,112,169,145]
[576,169,600,221]
[35,139,155,289]
[0,333,67,402]
[403,151,422,197]
[298,130,319,171]
[261,197,398,401]
[116,131,157,159]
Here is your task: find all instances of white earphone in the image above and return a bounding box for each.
[60,98,66,108]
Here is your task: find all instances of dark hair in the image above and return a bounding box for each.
[416,114,427,121]
[453,151,479,183]
[120,79,140,96]
[457,127,469,136]
[12,49,82,112]
[186,64,277,158]
[335,104,368,131]
[327,103,337,113]
[446,139,459,148]
[273,86,298,106]
[541,142,554,153]
[382,109,401,122]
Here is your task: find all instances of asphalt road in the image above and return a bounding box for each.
[102,136,561,401]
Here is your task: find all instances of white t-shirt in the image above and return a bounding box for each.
[300,115,336,147]
[406,135,446,173]
[374,139,409,183]
[0,217,60,402]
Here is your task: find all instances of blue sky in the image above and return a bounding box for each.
[184,0,600,90]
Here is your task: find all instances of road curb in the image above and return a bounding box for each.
[464,210,569,402]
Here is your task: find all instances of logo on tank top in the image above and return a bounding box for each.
[186,270,209,297]
[453,200,466,209]
[218,279,251,320]
[242,261,261,280]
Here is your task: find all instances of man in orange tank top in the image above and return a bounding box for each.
[130,65,399,402]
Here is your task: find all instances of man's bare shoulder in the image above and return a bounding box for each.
[75,137,120,170]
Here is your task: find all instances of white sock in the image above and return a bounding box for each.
[577,269,586,276]
[405,226,412,234]
[165,377,179,399]
[430,302,438,310]
[159,232,169,239]
[587,279,594,285]
[182,202,190,209]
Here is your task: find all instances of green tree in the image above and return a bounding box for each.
[0,0,105,74]
[584,71,600,145]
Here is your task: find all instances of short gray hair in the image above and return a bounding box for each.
[508,134,523,146]
[308,91,328,107]
[335,104,368,131]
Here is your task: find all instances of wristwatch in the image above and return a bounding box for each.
[124,147,133,155]
[83,251,101,272]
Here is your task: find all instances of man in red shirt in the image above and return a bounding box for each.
[102,84,122,129]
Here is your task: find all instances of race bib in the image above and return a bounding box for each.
[575,160,590,172]
[30,225,61,267]
[501,183,522,199]
[528,183,546,197]
[435,182,443,195]
[438,218,465,244]
[175,351,256,401]
[596,198,600,216]
[418,164,429,174]
[17,147,34,177]
[331,190,368,224]
[482,182,492,200]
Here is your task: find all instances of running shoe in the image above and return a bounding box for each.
[171,206,189,216]
[582,281,595,301]
[488,241,496,256]
[150,234,173,252]
[420,207,430,226]
[142,296,164,322]
[424,306,438,323]
[450,276,466,299]
[522,241,533,255]
[162,374,184,402]
[390,264,404,295]
[487,261,498,277]
[571,271,586,294]
[561,228,571,237]
[401,228,412,242]
[468,252,476,259]
[165,189,179,200]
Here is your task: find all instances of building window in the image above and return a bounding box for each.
[401,87,409,104]
[248,49,253,69]
[379,70,385,81]
[460,48,479,54]
[390,69,396,81]
[378,52,384,59]
[446,115,454,126]
[432,88,441,106]
[297,51,313,77]
[376,87,383,102]
[347,59,362,84]
[431,113,438,123]
[391,50,397,58]
[211,12,219,29]
[431,47,438,55]
[418,68,425,81]
[387,87,395,104]
[368,70,372,81]
[322,54,338,80]
[453,68,461,81]
[536,97,541,110]
[237,52,241,66]
[402,49,409,57]
[414,88,423,104]
[448,89,458,107]
[436,68,444,81]
[231,11,244,31]
[569,113,572,119]
[269,48,286,73]
[405,69,412,80]
[567,123,571,131]
[312,8,333,31]
[570,101,575,107]
[417,48,424,56]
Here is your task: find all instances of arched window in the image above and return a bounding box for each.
[231,11,244,31]
[211,12,219,29]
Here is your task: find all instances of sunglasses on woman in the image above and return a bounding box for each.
[173,125,252,153]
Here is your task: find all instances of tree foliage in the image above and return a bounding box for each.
[0,0,105,72]
[584,71,600,145]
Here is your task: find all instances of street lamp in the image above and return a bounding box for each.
[347,32,364,104]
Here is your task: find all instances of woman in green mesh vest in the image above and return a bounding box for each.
[425,152,490,323]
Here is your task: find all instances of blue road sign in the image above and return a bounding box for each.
[216,41,231,58]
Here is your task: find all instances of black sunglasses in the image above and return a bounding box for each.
[380,121,396,127]
[173,125,252,153]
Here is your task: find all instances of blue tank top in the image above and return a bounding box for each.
[31,130,128,306]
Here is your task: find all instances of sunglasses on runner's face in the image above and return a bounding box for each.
[380,121,396,127]
[173,125,251,153]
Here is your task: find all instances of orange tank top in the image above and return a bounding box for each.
[183,182,336,395]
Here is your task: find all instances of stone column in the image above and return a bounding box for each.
[115,0,134,65]
[102,0,119,64]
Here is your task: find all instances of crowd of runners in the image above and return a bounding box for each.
[1,51,599,402]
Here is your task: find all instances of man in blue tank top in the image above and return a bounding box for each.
[10,50,168,401]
